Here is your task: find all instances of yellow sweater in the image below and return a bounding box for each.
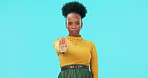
[54,35,98,78]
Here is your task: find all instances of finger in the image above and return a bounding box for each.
[59,38,62,45]
[66,43,70,48]
[59,40,61,45]
[64,44,67,47]
[63,37,66,44]
[61,36,64,44]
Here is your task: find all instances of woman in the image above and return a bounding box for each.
[54,1,98,78]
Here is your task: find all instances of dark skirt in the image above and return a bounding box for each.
[58,64,92,78]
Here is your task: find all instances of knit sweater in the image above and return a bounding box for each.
[54,35,98,78]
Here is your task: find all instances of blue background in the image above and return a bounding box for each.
[0,0,148,78]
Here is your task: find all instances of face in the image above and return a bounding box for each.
[66,13,82,37]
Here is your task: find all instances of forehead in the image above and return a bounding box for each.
[66,13,81,21]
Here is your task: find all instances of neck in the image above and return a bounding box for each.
[69,34,80,37]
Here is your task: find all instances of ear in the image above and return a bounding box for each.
[81,22,83,28]
[66,22,68,28]
[65,19,68,28]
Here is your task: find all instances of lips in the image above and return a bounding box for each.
[71,30,77,32]
[71,29,77,33]
[72,30,76,31]
[71,29,77,31]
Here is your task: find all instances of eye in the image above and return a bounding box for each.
[68,22,72,25]
[76,22,80,25]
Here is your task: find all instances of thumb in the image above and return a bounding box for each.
[66,43,70,48]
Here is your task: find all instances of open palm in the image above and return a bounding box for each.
[58,37,70,53]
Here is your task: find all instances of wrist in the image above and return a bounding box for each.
[59,50,65,54]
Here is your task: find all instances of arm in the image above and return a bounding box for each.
[54,38,61,56]
[90,42,98,78]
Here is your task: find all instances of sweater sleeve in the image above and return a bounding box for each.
[90,42,98,78]
[53,38,60,56]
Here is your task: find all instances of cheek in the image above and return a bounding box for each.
[66,24,69,28]
[66,25,70,30]
[80,25,82,28]
[78,26,81,30]
[78,24,82,28]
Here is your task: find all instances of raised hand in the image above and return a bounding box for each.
[58,36,70,54]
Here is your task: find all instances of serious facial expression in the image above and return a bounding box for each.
[66,13,82,37]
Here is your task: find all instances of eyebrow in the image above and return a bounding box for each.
[75,20,80,22]
[67,19,80,22]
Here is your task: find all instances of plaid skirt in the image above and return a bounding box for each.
[58,64,92,78]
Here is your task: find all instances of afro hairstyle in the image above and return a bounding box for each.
[62,1,87,19]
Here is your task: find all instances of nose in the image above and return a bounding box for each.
[72,25,76,29]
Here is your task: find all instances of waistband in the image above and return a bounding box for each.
[61,64,89,71]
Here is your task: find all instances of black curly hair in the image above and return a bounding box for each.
[62,1,87,19]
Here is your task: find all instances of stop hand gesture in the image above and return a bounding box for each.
[58,37,70,54]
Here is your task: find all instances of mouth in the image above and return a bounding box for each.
[71,29,77,31]
[71,30,77,33]
[71,30,77,32]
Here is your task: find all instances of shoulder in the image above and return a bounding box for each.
[82,39,95,47]
[54,38,61,42]
[54,38,61,44]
